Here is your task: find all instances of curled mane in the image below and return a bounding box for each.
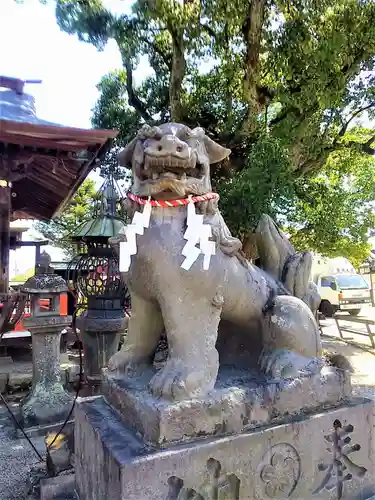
[206,211,244,261]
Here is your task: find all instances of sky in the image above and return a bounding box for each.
[0,0,152,129]
[0,0,150,274]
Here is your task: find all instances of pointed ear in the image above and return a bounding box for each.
[118,137,139,167]
[203,135,231,164]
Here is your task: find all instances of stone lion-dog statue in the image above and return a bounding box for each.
[108,122,327,401]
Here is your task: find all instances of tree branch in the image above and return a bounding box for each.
[338,102,375,137]
[342,133,375,155]
[139,36,172,71]
[122,56,153,122]
[296,148,335,176]
[298,130,375,176]
[361,133,375,154]
[269,108,290,127]
[200,23,217,39]
[271,47,371,131]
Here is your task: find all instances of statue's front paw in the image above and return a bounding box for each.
[108,347,150,375]
[149,360,191,400]
[149,357,217,401]
[259,348,322,379]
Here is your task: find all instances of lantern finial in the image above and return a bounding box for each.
[37,250,53,274]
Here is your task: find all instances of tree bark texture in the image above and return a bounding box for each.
[169,31,186,122]
[242,0,266,132]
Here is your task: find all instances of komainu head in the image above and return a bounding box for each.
[118,123,231,200]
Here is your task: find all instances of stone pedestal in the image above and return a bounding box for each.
[73,394,375,500]
[54,365,373,500]
[101,365,352,445]
[20,315,73,430]
[76,301,127,394]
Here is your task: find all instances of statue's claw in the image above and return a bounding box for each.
[149,356,217,401]
[149,359,191,400]
[259,348,322,380]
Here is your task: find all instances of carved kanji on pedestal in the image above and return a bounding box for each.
[313,419,367,499]
[167,458,240,500]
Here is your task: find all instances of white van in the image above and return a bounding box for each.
[311,256,371,317]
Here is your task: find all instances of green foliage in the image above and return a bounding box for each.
[50,0,375,263]
[215,135,294,237]
[34,179,99,257]
[92,71,142,145]
[11,268,34,283]
[98,146,132,184]
[286,144,375,268]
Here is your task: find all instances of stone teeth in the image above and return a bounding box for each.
[145,155,194,172]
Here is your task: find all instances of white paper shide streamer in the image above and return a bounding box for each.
[181,199,216,271]
[119,197,215,273]
[119,199,152,272]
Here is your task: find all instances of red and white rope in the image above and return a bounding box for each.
[127,192,219,207]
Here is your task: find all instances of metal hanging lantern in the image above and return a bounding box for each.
[69,171,129,392]
[70,174,129,307]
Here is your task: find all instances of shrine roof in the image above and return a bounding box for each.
[0,77,118,220]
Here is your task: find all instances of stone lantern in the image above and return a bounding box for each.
[20,251,73,431]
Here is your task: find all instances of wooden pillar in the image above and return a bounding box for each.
[0,183,10,294]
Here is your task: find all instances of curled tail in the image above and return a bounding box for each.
[255,214,321,315]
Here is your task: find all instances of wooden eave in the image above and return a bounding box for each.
[0,119,118,151]
[0,119,118,221]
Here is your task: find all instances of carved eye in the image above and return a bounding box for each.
[176,146,183,152]
[158,145,163,151]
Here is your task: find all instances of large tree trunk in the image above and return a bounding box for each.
[169,31,186,122]
[242,0,266,133]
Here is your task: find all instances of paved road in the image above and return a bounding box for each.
[320,307,375,393]
[358,305,375,320]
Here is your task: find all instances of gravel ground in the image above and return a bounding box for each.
[0,404,46,500]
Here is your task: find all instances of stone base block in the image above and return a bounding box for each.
[21,385,74,429]
[102,365,352,446]
[40,474,77,500]
[75,396,375,500]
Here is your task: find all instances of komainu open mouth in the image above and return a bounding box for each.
[118,123,231,199]
[141,154,203,182]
